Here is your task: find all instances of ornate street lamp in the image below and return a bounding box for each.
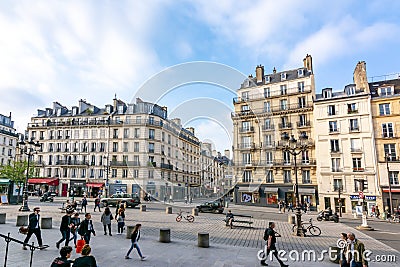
[19,137,41,212]
[282,133,308,237]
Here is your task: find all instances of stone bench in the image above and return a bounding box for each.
[159,228,171,243]
[0,213,6,224]
[16,215,28,226]
[41,217,52,229]
[198,232,209,248]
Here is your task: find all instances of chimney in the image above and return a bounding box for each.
[256,65,264,83]
[224,149,230,159]
[353,61,369,93]
[273,67,277,74]
[303,54,313,73]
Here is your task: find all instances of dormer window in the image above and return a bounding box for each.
[241,91,249,101]
[118,105,124,114]
[298,69,304,77]
[322,89,332,98]
[281,73,287,81]
[346,86,356,95]
[265,76,271,83]
[380,86,393,96]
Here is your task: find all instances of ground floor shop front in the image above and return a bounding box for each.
[320,193,379,214]
[233,184,318,210]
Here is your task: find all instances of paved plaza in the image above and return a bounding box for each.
[0,199,399,266]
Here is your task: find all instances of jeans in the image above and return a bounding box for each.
[118,222,124,233]
[103,224,111,234]
[350,261,363,267]
[83,233,91,244]
[94,204,101,212]
[260,244,286,266]
[126,242,143,258]
[57,230,70,246]
[24,228,43,247]
[81,204,87,213]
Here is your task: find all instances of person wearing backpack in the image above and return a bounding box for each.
[78,213,96,245]
[260,222,288,267]
[50,246,73,267]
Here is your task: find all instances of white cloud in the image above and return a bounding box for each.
[193,120,232,154]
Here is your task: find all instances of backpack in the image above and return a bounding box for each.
[50,257,69,267]
[82,199,87,205]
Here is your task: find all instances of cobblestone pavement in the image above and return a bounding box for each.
[0,199,398,266]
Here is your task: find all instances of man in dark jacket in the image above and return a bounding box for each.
[50,246,73,267]
[23,207,44,250]
[56,209,73,249]
[260,222,288,267]
[78,213,96,244]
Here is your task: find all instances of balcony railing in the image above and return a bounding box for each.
[348,109,358,114]
[331,168,342,172]
[349,127,360,132]
[382,133,395,138]
[233,85,312,103]
[278,123,292,129]
[262,125,275,131]
[329,128,340,133]
[353,167,364,172]
[56,160,89,166]
[350,148,362,153]
[297,121,311,127]
[160,163,173,170]
[239,126,254,133]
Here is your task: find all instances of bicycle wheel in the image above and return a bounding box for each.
[308,226,321,236]
[176,215,182,222]
[187,215,195,222]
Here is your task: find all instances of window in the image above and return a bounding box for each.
[91,129,97,139]
[264,101,271,112]
[241,91,249,100]
[266,171,274,183]
[265,135,273,146]
[136,116,141,123]
[281,116,289,128]
[329,121,338,133]
[379,104,391,115]
[264,119,272,130]
[123,142,129,152]
[283,151,290,164]
[298,69,304,77]
[347,103,358,113]
[323,89,332,98]
[299,114,307,127]
[349,119,359,131]
[280,99,287,110]
[283,170,291,183]
[380,87,392,96]
[242,153,252,164]
[122,169,128,178]
[113,129,119,138]
[112,142,118,152]
[352,158,362,171]
[280,85,287,95]
[301,150,309,164]
[241,121,251,132]
[148,143,155,153]
[241,105,250,112]
[328,105,336,115]
[241,136,251,148]
[354,179,368,192]
[330,139,340,152]
[281,73,287,81]
[331,158,340,172]
[382,123,394,138]
[384,144,396,160]
[264,87,270,97]
[389,171,399,185]
[99,142,105,152]
[298,97,306,108]
[111,169,117,178]
[134,142,139,152]
[350,138,361,152]
[298,81,305,92]
[346,86,356,95]
[149,129,155,139]
[134,128,140,138]
[302,170,311,184]
[333,179,343,191]
[124,128,129,138]
[243,170,252,182]
[266,151,273,164]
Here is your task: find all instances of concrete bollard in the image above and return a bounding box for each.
[16,215,28,226]
[126,226,135,239]
[192,208,199,216]
[0,213,6,224]
[198,232,209,248]
[288,214,295,224]
[166,206,172,214]
[159,228,171,243]
[41,217,52,229]
[140,204,146,212]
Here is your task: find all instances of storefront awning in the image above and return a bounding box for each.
[383,189,400,193]
[28,178,59,186]
[86,183,104,188]
[237,185,260,192]
[0,179,10,184]
[264,187,279,193]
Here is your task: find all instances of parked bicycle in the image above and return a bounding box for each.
[176,210,195,223]
[292,218,321,236]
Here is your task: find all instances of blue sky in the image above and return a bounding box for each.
[1,0,400,153]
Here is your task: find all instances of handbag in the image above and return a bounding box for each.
[76,238,86,253]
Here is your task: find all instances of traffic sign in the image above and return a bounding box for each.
[358,191,364,199]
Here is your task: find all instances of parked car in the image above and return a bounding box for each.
[101,193,141,208]
[196,201,224,213]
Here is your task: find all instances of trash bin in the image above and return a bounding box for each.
[288,214,295,224]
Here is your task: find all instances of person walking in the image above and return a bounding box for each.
[376,206,380,219]
[278,200,282,213]
[81,196,88,213]
[101,207,113,236]
[70,213,81,248]
[51,246,73,267]
[339,233,350,267]
[116,207,125,235]
[23,207,45,250]
[56,208,74,249]
[288,202,294,212]
[260,222,289,267]
[346,232,368,267]
[169,194,173,203]
[282,201,286,213]
[125,223,146,261]
[94,195,101,212]
[78,213,96,245]
[72,244,97,267]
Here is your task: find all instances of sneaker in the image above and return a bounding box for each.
[22,246,27,250]
[56,242,60,249]
[141,256,147,261]
[125,256,131,259]
[109,233,112,236]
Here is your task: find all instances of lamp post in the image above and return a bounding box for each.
[18,137,41,212]
[386,153,394,217]
[338,185,343,218]
[282,133,308,237]
[103,156,110,198]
